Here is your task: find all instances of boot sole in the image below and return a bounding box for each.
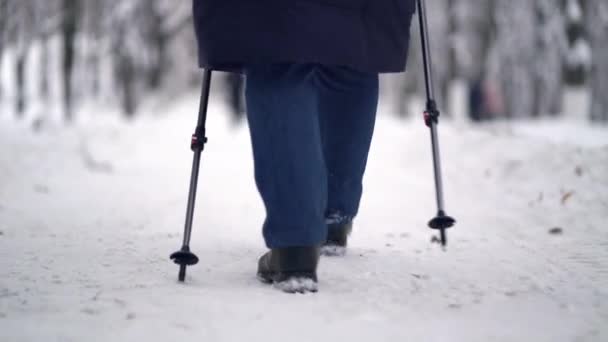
[257,271,318,293]
[273,277,318,293]
[320,245,347,257]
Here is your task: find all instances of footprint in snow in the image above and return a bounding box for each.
[33,185,50,194]
[549,227,564,235]
[411,274,430,280]
[172,322,192,331]
[113,298,127,308]
[81,307,101,315]
[52,275,63,285]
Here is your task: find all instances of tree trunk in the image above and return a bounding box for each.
[586,0,608,122]
[89,54,100,96]
[589,46,608,122]
[40,35,50,101]
[16,51,27,116]
[426,0,452,113]
[0,0,5,102]
[0,44,4,102]
[534,0,567,116]
[119,53,137,117]
[147,33,166,90]
[112,17,139,118]
[452,0,494,121]
[62,0,79,122]
[492,0,537,118]
[83,0,105,97]
[142,0,167,91]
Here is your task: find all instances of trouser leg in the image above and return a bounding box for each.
[316,66,379,223]
[245,64,327,248]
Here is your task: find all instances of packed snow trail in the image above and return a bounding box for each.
[1,94,607,341]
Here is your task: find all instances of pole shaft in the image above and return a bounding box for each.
[181,70,213,247]
[417,0,435,103]
[430,125,445,211]
[178,265,187,282]
[197,69,212,127]
[417,0,446,213]
[183,150,202,246]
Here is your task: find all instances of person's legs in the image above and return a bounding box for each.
[316,66,379,226]
[245,64,377,290]
[245,64,328,249]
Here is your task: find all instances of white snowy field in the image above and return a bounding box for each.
[1,94,607,342]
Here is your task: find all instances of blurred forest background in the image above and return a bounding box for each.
[0,0,606,125]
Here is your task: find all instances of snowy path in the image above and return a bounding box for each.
[1,95,607,341]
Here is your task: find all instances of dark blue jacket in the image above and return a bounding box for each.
[193,0,416,73]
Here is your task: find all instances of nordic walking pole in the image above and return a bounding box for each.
[416,0,456,247]
[170,69,213,281]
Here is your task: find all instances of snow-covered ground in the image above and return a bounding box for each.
[1,94,607,342]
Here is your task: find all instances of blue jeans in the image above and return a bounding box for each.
[245,64,378,248]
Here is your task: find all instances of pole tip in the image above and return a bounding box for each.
[178,265,187,282]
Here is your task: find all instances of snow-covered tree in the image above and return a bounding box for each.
[60,0,80,121]
[564,0,590,85]
[390,0,453,118]
[489,0,537,118]
[451,0,495,120]
[7,1,37,116]
[0,0,60,117]
[0,0,8,102]
[534,0,568,116]
[425,0,451,112]
[34,0,61,102]
[451,0,493,82]
[106,0,193,116]
[1,0,580,123]
[585,0,608,122]
[387,12,421,118]
[139,0,192,91]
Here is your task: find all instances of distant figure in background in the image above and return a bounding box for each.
[468,78,485,121]
[468,76,504,121]
[193,0,416,292]
[225,72,245,125]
